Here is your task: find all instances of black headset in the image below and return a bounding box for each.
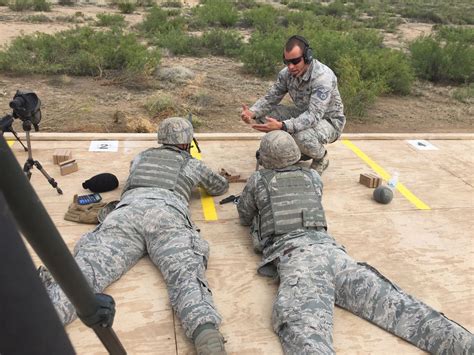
[286,35,313,64]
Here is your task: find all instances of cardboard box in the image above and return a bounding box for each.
[59,159,78,176]
[359,173,382,188]
[53,149,72,165]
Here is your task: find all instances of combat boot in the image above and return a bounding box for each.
[310,151,329,176]
[194,329,227,355]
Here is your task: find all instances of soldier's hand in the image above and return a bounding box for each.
[251,117,283,132]
[241,104,255,124]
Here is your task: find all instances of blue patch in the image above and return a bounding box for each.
[315,87,330,101]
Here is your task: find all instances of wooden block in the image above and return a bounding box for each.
[59,159,78,176]
[53,149,72,165]
[359,173,381,188]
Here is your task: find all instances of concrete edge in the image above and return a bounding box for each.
[3,132,474,141]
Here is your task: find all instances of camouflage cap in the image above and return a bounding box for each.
[157,117,193,144]
[259,130,301,169]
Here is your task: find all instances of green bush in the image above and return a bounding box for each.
[242,5,279,32]
[9,0,32,11]
[25,14,52,22]
[436,25,474,44]
[140,6,184,34]
[201,29,242,57]
[0,27,161,77]
[96,13,126,27]
[161,0,181,7]
[193,0,239,28]
[144,93,176,116]
[32,0,50,11]
[240,30,287,77]
[336,56,384,118]
[155,29,204,56]
[452,83,474,103]
[118,2,136,14]
[0,0,8,6]
[410,36,474,83]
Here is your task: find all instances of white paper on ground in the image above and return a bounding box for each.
[407,140,439,151]
[89,140,119,152]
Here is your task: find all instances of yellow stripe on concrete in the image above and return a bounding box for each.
[7,140,14,147]
[342,139,431,210]
[190,143,218,221]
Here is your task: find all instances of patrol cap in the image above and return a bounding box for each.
[157,117,193,145]
[259,130,301,169]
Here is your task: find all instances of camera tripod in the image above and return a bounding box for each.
[20,120,63,194]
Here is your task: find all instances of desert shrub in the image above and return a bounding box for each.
[235,0,257,10]
[96,13,126,27]
[140,6,184,34]
[410,36,473,83]
[240,30,287,77]
[155,29,204,56]
[436,25,474,44]
[193,0,239,27]
[57,0,74,6]
[118,2,136,14]
[201,29,242,57]
[9,0,32,11]
[144,93,176,116]
[359,49,414,95]
[25,14,52,22]
[32,0,50,11]
[0,27,160,77]
[0,0,8,6]
[336,56,384,118]
[241,5,279,32]
[161,0,181,7]
[452,83,474,103]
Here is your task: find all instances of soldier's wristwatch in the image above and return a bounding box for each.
[281,122,288,132]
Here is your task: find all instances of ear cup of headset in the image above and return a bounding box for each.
[288,35,313,64]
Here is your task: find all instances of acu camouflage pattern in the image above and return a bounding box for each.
[237,167,474,354]
[157,116,193,144]
[258,167,326,239]
[122,146,194,201]
[43,147,228,339]
[258,130,300,169]
[250,60,345,160]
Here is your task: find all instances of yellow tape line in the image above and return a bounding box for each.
[7,140,14,147]
[342,139,430,210]
[190,143,218,221]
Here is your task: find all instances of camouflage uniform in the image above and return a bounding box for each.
[250,60,345,161]
[237,131,473,355]
[43,118,229,340]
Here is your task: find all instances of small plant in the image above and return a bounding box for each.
[25,14,52,22]
[193,0,239,28]
[118,1,135,14]
[201,29,242,57]
[9,0,32,12]
[161,0,181,7]
[96,13,126,27]
[144,93,176,117]
[32,0,50,11]
[452,83,474,103]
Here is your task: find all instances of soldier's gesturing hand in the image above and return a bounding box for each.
[251,117,283,133]
[241,104,256,124]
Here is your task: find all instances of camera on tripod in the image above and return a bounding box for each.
[1,90,62,194]
[0,90,42,133]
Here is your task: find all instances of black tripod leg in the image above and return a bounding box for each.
[23,159,33,180]
[33,160,63,195]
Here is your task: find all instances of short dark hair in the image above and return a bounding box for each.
[285,36,306,53]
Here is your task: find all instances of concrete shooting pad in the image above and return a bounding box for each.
[4,132,473,354]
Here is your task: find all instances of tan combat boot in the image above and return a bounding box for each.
[194,329,227,355]
[310,152,329,176]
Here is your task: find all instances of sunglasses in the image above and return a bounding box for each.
[283,56,304,65]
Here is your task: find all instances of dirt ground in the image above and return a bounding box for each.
[0,5,472,134]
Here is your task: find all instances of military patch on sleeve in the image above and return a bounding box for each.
[314,87,330,101]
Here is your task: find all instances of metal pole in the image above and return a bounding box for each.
[0,135,126,355]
